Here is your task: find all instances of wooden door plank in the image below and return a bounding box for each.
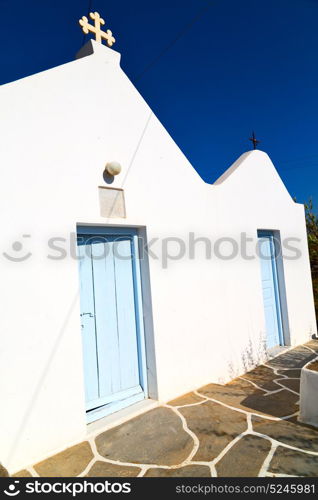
[91,240,121,399]
[114,238,140,391]
[78,243,99,406]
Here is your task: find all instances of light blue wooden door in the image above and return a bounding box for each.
[77,228,147,422]
[258,231,284,349]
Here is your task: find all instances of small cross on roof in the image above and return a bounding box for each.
[249,131,260,150]
[79,11,115,47]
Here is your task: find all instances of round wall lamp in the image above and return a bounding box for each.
[105,161,122,176]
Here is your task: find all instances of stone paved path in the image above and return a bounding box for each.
[13,341,318,477]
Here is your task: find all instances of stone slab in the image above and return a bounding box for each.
[252,416,318,453]
[0,464,9,477]
[168,392,206,407]
[216,435,271,477]
[99,187,126,218]
[267,346,316,369]
[199,379,263,410]
[34,442,93,477]
[95,407,193,466]
[277,378,300,393]
[277,369,301,378]
[12,469,32,477]
[180,400,247,461]
[304,341,318,353]
[199,380,298,418]
[144,465,211,477]
[269,446,318,477]
[243,366,280,391]
[86,461,141,477]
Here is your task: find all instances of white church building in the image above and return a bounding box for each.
[0,14,316,473]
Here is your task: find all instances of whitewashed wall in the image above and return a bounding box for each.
[0,41,316,472]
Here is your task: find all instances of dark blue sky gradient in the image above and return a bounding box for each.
[1,0,317,206]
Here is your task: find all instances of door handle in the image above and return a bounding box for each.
[80,312,95,318]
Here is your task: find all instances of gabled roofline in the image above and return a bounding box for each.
[214,150,259,185]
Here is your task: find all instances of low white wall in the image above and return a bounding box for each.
[299,358,318,427]
[0,41,316,472]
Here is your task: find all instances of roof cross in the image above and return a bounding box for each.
[249,131,260,150]
[79,11,115,46]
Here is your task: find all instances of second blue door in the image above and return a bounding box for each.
[77,227,147,422]
[258,231,284,349]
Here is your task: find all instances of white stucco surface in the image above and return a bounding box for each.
[299,358,318,428]
[0,40,316,472]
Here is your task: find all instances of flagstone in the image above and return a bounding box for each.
[199,380,298,418]
[95,407,193,466]
[34,441,93,477]
[267,346,316,369]
[13,343,318,478]
[12,469,32,477]
[252,416,318,453]
[215,435,271,477]
[242,389,298,417]
[86,461,141,477]
[269,446,318,477]
[179,400,247,462]
[243,365,280,391]
[276,378,300,393]
[168,392,206,407]
[198,378,264,408]
[144,465,211,477]
[304,340,318,353]
[277,369,301,378]
[0,464,8,477]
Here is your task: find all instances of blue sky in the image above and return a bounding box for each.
[1,0,317,207]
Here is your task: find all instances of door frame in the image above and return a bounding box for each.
[77,225,148,423]
[257,230,285,347]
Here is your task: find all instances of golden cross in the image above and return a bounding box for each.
[79,11,115,47]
